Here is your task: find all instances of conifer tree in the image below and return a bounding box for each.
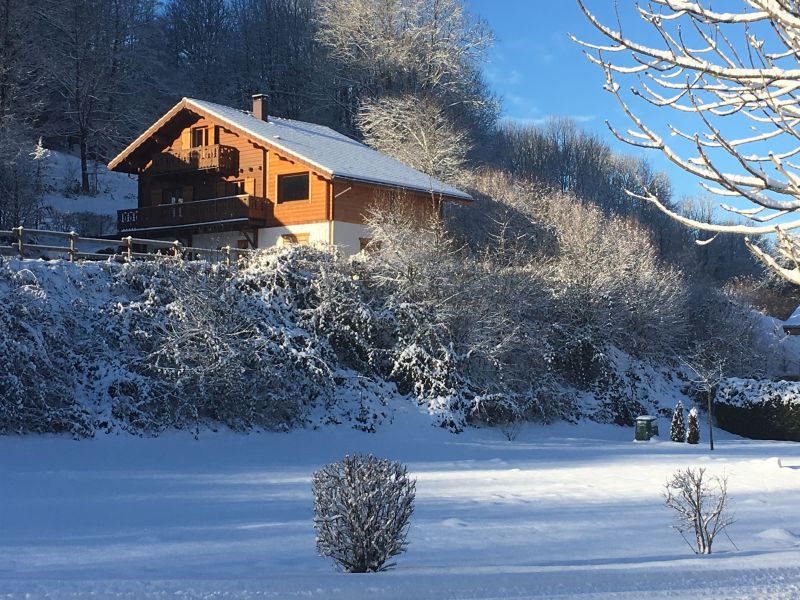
[670,400,686,443]
[687,407,700,445]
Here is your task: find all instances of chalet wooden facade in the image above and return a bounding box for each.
[108,96,472,254]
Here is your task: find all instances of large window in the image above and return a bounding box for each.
[191,126,208,148]
[277,172,309,202]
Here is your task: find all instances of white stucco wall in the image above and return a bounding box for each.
[331,221,370,256]
[257,222,331,249]
[186,220,371,256]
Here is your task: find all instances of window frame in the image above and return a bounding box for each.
[281,233,310,246]
[276,172,310,203]
[191,126,209,148]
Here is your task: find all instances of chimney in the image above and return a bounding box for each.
[252,93,268,122]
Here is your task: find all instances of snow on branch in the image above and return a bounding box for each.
[574,0,800,283]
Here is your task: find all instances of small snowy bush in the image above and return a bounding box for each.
[313,454,415,572]
[664,467,732,554]
[670,401,686,443]
[687,407,700,444]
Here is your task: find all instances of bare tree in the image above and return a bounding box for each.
[0,0,45,127]
[664,467,733,554]
[574,1,800,284]
[228,0,320,118]
[315,0,496,133]
[0,129,45,229]
[38,0,160,192]
[165,0,232,102]
[358,95,471,185]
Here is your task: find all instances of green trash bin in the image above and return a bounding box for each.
[634,415,659,441]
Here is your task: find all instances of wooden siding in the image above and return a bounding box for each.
[268,152,329,225]
[332,181,441,225]
[139,114,332,229]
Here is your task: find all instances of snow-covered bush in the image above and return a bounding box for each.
[313,454,415,572]
[664,467,732,555]
[0,250,384,436]
[0,262,92,437]
[111,252,342,434]
[716,379,800,441]
[687,408,700,445]
[671,401,686,443]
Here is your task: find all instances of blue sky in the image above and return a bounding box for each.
[466,1,709,200]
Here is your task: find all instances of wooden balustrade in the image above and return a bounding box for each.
[117,195,269,232]
[149,144,238,175]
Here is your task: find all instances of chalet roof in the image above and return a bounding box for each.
[108,97,472,201]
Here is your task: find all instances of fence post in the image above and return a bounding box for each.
[13,226,23,258]
[68,231,78,263]
[124,236,133,262]
[223,245,231,267]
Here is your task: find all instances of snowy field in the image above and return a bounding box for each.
[2,406,800,599]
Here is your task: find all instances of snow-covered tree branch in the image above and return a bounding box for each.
[575,0,800,283]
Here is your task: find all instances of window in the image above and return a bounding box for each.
[163,187,183,204]
[191,126,208,148]
[224,180,245,196]
[277,172,309,202]
[281,233,310,246]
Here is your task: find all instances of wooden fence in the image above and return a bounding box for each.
[0,226,254,265]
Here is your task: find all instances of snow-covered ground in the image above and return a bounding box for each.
[2,407,800,599]
[41,150,136,220]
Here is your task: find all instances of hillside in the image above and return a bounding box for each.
[39,150,136,235]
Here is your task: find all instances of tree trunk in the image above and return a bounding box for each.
[79,135,90,194]
[707,389,714,451]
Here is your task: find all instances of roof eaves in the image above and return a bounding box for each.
[108,98,189,171]
[333,173,473,201]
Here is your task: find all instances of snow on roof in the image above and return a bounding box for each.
[111,97,471,201]
[785,305,800,329]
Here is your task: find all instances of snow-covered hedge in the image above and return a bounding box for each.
[0,236,768,439]
[716,378,800,441]
[0,252,347,436]
[0,247,572,437]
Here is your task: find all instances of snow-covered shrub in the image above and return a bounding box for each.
[313,454,415,573]
[530,184,690,363]
[716,379,800,441]
[588,367,647,426]
[687,408,700,444]
[467,384,575,431]
[670,401,686,443]
[664,467,732,554]
[0,262,92,437]
[112,252,338,433]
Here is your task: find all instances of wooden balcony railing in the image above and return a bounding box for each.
[149,144,238,175]
[118,195,269,232]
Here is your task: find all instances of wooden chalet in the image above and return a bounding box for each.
[107,95,472,254]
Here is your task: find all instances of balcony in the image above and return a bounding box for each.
[118,195,269,234]
[149,144,238,175]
